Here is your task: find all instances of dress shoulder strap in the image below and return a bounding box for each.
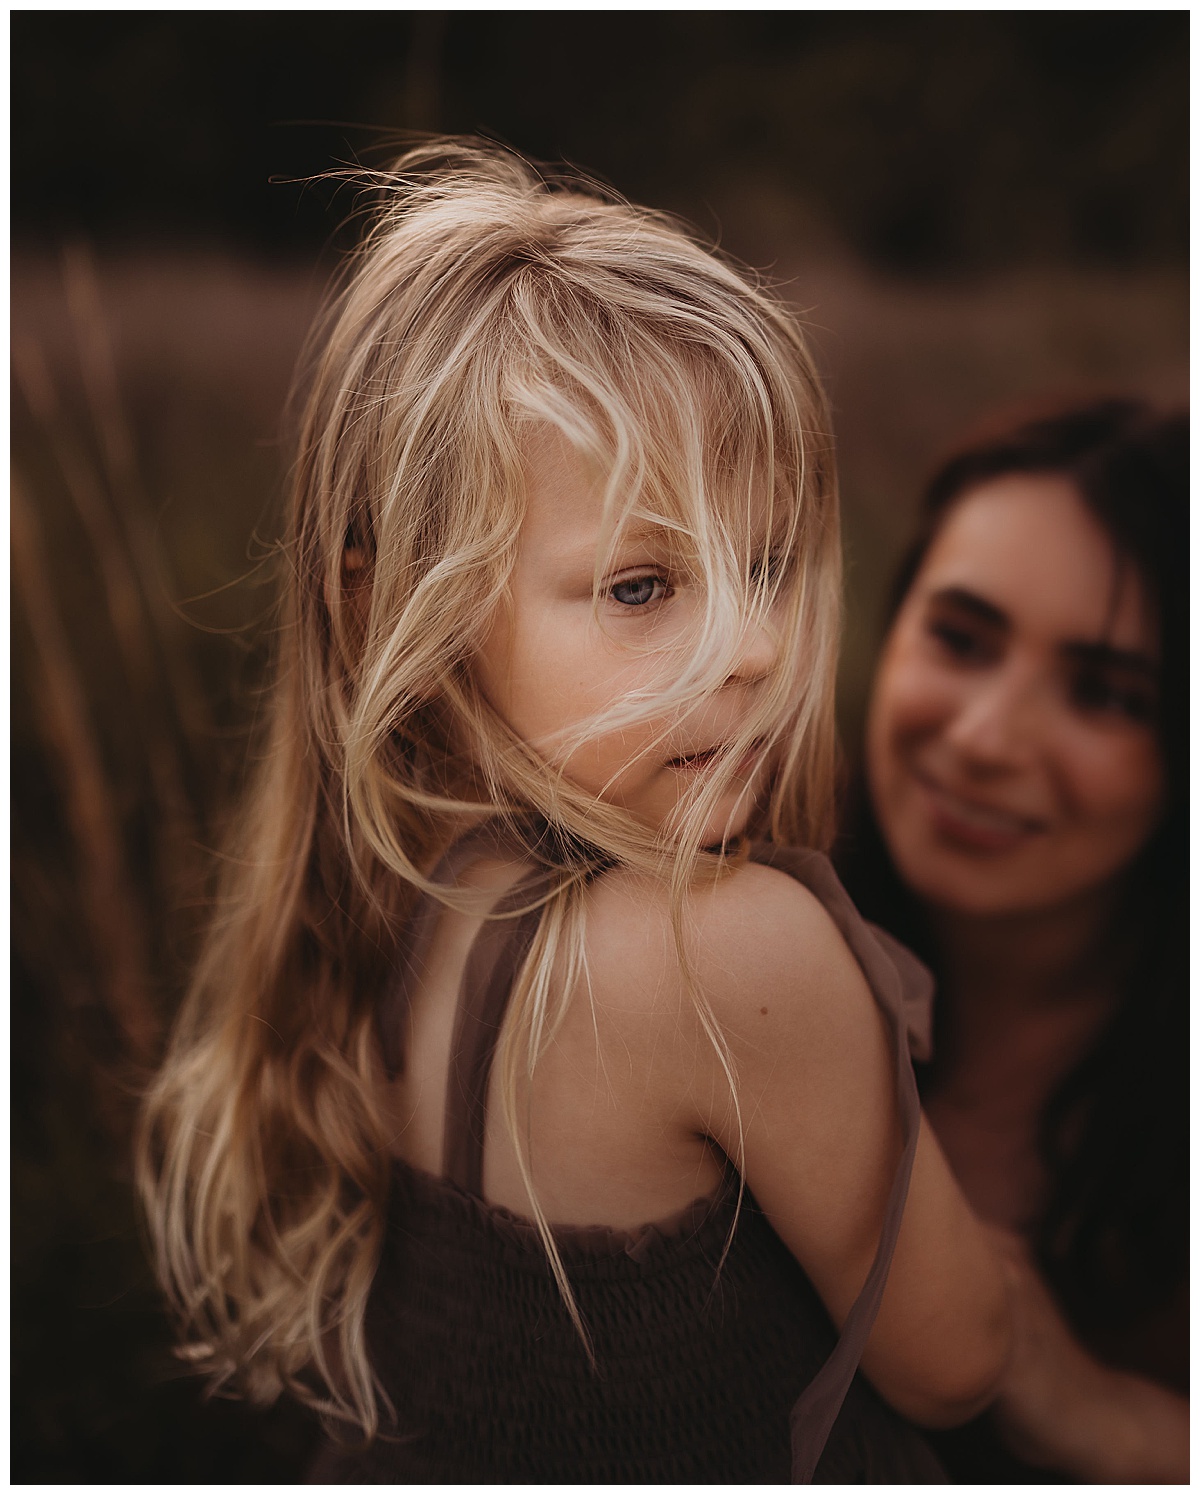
[748,843,934,1484]
[441,877,547,1194]
[376,827,512,1082]
[376,818,607,1191]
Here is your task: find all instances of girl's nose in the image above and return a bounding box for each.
[944,668,1040,769]
[730,615,778,683]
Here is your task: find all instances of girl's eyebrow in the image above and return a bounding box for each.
[619,519,672,546]
[599,519,678,560]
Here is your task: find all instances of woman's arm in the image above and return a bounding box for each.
[987,1228,1189,1483]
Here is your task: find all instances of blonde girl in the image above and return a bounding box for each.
[138,141,1012,1481]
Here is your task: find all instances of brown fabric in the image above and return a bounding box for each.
[443,880,545,1195]
[335,837,943,1484]
[310,1160,945,1483]
[750,846,930,1480]
[376,828,505,1080]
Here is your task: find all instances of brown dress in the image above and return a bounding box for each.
[310,842,946,1483]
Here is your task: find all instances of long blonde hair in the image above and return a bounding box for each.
[137,139,841,1437]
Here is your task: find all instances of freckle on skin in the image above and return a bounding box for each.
[759,1006,768,1016]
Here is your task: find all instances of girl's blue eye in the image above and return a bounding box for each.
[610,576,665,607]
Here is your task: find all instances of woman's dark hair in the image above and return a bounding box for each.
[839,398,1188,1373]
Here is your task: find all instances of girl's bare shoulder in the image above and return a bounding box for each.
[581,859,871,1035]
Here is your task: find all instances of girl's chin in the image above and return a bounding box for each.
[697,801,759,849]
[646,806,755,852]
[615,774,764,847]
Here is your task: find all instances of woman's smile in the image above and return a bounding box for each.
[866,474,1164,918]
[910,765,1048,854]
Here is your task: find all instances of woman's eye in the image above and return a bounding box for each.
[610,575,667,607]
[1070,670,1155,723]
[927,619,991,662]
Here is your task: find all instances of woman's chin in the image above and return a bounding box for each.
[900,853,1126,926]
[891,844,1033,920]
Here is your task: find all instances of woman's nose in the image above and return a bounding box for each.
[944,668,1041,768]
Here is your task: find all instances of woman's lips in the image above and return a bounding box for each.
[913,771,1047,852]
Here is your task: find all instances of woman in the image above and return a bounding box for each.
[839,399,1188,1481]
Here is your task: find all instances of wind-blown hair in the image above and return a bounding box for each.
[137,140,841,1436]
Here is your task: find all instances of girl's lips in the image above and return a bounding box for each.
[668,749,718,773]
[668,742,764,776]
[914,772,1047,852]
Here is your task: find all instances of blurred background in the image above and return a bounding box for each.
[11,11,1188,1481]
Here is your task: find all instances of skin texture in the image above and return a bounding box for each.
[475,431,777,846]
[390,858,1010,1427]
[866,474,1164,923]
[389,436,1012,1429]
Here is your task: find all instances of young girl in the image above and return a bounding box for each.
[138,140,1011,1482]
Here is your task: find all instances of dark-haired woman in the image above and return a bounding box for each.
[839,400,1188,1481]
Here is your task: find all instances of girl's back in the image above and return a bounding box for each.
[318,839,951,1481]
[388,853,728,1226]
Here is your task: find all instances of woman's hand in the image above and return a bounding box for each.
[988,1227,1189,1483]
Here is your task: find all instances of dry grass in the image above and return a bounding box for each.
[9,240,1187,1478]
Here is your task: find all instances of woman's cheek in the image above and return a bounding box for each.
[874,650,955,760]
[1055,723,1165,847]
